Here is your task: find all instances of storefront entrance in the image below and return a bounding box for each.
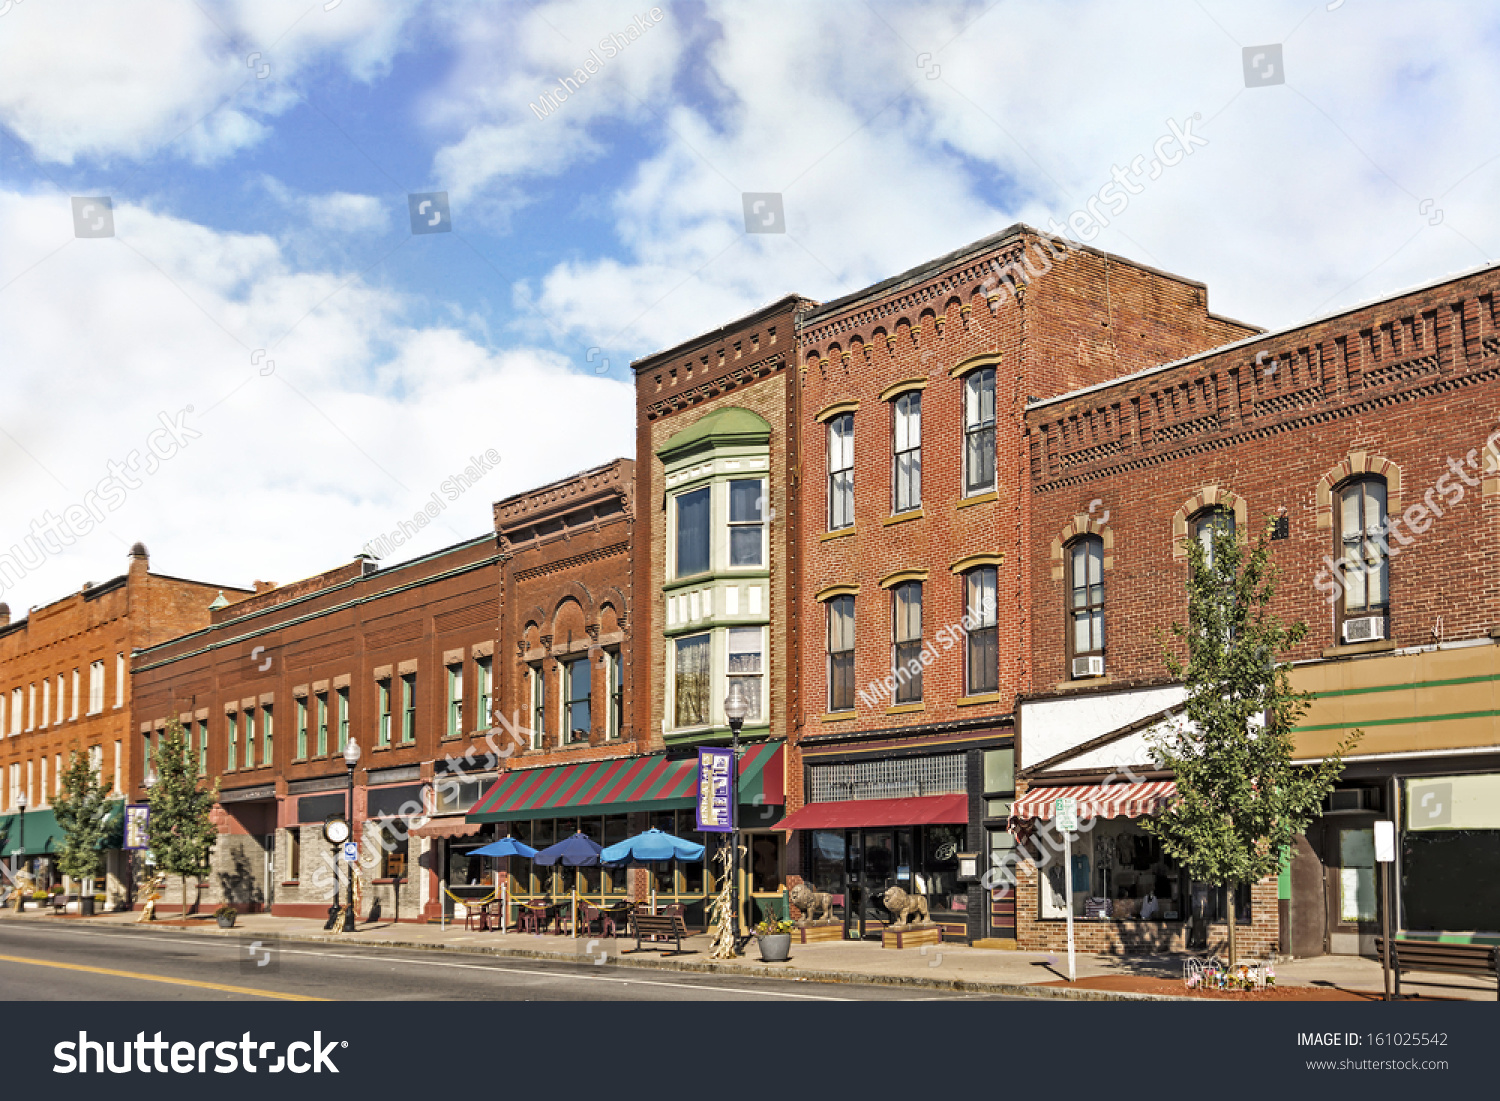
[805,824,967,940]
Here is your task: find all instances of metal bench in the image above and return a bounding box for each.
[628,911,690,955]
[1375,937,1500,1000]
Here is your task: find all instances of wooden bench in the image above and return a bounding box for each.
[1376,937,1500,1000]
[628,912,690,955]
[50,893,77,914]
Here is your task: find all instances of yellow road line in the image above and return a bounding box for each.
[0,953,326,1001]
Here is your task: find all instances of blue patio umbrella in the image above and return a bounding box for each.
[534,832,603,937]
[471,837,538,859]
[601,828,705,865]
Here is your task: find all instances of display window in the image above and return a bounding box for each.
[1037,817,1183,921]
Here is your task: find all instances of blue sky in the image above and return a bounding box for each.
[1,0,1498,615]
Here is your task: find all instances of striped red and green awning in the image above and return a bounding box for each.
[466,742,784,823]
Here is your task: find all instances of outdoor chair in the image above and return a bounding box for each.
[580,902,617,939]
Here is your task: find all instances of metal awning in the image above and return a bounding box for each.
[466,742,783,823]
[773,793,968,831]
[1007,780,1177,828]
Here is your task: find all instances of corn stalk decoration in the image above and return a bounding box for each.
[706,842,737,960]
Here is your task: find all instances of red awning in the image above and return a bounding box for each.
[1007,781,1176,827]
[410,818,483,840]
[774,793,968,832]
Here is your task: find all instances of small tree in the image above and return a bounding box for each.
[1144,517,1357,965]
[53,749,111,900]
[145,720,220,920]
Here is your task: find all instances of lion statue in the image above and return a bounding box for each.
[789,881,835,923]
[882,885,931,927]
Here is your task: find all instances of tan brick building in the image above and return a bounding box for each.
[0,543,249,905]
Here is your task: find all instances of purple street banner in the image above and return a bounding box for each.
[123,804,151,850]
[695,747,734,832]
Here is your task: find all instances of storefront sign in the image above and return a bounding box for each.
[123,804,150,850]
[695,747,734,832]
[1054,797,1078,832]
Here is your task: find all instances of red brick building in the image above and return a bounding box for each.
[0,543,249,905]
[1017,261,1500,958]
[781,225,1258,944]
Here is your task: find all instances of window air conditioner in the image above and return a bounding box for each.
[1343,615,1386,644]
[1072,655,1105,679]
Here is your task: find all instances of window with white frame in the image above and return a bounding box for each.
[964,367,997,495]
[71,668,80,720]
[41,678,49,727]
[528,663,546,749]
[1336,477,1389,633]
[563,656,591,742]
[826,595,855,713]
[295,698,308,760]
[112,741,121,794]
[54,673,63,724]
[1068,536,1106,668]
[244,707,258,766]
[728,479,766,567]
[673,633,711,727]
[27,682,35,729]
[377,680,391,746]
[827,413,855,530]
[8,688,17,734]
[115,652,124,707]
[39,756,47,806]
[892,581,923,704]
[604,649,622,740]
[88,661,104,714]
[447,663,463,738]
[965,566,999,695]
[893,391,921,513]
[727,626,764,722]
[476,656,493,733]
[674,486,711,578]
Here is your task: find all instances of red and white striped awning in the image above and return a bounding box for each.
[1007,780,1176,827]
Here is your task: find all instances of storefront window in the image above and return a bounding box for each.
[749,833,782,893]
[1037,817,1183,921]
[918,824,966,919]
[1339,826,1376,924]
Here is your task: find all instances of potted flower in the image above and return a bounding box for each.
[754,914,794,962]
[214,904,237,930]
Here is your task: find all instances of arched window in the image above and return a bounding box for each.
[1336,476,1389,641]
[1190,506,1236,569]
[1067,536,1105,677]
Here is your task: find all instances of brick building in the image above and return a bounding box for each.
[779,225,1258,945]
[1017,260,1500,958]
[0,543,248,905]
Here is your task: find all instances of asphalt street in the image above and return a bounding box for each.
[0,921,1015,1001]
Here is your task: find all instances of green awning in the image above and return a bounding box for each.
[0,806,64,857]
[467,742,784,824]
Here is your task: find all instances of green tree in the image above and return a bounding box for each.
[145,719,220,920]
[1144,517,1358,965]
[53,748,112,900]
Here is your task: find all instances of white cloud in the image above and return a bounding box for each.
[0,188,634,613]
[0,0,420,165]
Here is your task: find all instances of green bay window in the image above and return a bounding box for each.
[675,486,711,578]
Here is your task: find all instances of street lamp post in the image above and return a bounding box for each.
[15,792,27,911]
[723,686,749,953]
[343,737,361,933]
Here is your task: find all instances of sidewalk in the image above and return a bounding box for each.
[5,908,1493,1002]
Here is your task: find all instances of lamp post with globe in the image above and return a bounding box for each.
[343,737,361,931]
[14,791,26,909]
[723,685,749,951]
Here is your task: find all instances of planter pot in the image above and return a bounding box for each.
[757,933,792,962]
[215,914,237,929]
[79,896,95,916]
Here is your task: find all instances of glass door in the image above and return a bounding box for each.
[853,829,895,938]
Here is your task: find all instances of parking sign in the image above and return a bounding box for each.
[1054,797,1078,832]
[342,841,359,863]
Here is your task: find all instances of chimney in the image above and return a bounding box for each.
[0,602,9,628]
[127,542,149,584]
[253,580,277,594]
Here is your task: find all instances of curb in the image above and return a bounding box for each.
[5,913,1189,1002]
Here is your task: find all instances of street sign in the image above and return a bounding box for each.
[341,841,359,863]
[1373,819,1395,863]
[1054,797,1078,833]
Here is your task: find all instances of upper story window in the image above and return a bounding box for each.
[316,692,329,757]
[1068,536,1105,675]
[893,391,921,513]
[115,652,124,708]
[244,706,258,765]
[446,664,464,738]
[337,687,349,753]
[1192,506,1236,569]
[828,412,855,530]
[826,595,855,713]
[226,712,239,770]
[563,656,591,743]
[674,634,711,727]
[965,566,999,696]
[727,626,764,722]
[9,688,19,734]
[400,673,416,743]
[528,663,546,749]
[54,673,64,725]
[892,581,923,704]
[88,661,104,715]
[674,486,711,578]
[604,649,622,740]
[295,698,308,760]
[377,681,392,746]
[964,367,996,495]
[71,668,80,720]
[1337,476,1389,640]
[476,656,493,733]
[261,704,274,766]
[728,479,766,567]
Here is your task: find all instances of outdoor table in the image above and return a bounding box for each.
[521,901,563,935]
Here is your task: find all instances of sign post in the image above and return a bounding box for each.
[1374,819,1395,1001]
[1055,797,1079,983]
